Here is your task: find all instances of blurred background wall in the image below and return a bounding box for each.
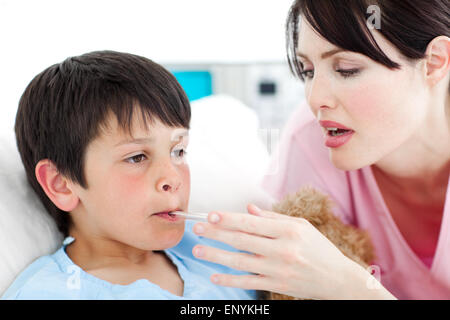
[0,0,305,147]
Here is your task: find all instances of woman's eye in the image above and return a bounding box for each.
[125,154,147,164]
[336,68,360,78]
[300,69,314,79]
[300,68,360,80]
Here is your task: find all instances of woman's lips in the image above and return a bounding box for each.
[319,120,352,131]
[324,130,354,148]
[319,120,355,148]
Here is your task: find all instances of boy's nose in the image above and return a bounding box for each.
[156,177,181,192]
[155,168,182,193]
[157,180,181,193]
[160,183,176,192]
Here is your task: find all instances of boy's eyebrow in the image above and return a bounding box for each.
[296,48,345,60]
[114,137,154,147]
[114,130,189,147]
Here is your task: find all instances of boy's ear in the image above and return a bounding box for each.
[424,36,450,88]
[35,159,79,212]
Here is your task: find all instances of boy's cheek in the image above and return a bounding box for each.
[103,166,191,210]
[109,172,148,195]
[181,166,191,202]
[181,164,190,185]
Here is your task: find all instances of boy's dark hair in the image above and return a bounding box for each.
[286,0,450,82]
[15,50,191,237]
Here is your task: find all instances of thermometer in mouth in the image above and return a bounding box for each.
[171,211,208,222]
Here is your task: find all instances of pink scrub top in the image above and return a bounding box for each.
[261,104,450,300]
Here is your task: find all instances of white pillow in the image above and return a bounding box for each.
[0,94,272,295]
[188,95,273,213]
[0,130,63,295]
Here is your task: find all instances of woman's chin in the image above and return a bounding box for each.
[328,151,367,171]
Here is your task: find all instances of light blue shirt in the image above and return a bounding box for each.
[1,221,257,300]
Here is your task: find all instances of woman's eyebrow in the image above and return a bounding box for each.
[296,48,345,60]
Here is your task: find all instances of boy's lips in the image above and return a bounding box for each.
[151,208,182,217]
[152,209,183,222]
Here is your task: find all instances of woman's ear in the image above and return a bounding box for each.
[424,36,450,88]
[35,159,79,212]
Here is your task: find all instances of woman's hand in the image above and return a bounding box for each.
[192,204,395,300]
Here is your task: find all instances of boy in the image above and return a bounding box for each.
[2,50,256,299]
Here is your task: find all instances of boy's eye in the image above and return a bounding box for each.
[171,147,187,159]
[125,154,147,164]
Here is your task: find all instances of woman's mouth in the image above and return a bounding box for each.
[319,120,355,148]
[324,129,354,148]
[327,128,351,136]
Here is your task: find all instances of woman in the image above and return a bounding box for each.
[191,0,450,299]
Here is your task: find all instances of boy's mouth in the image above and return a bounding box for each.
[152,208,182,221]
[156,211,176,217]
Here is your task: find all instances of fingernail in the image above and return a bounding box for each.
[209,212,220,223]
[193,246,204,257]
[194,224,205,234]
[250,204,262,214]
[211,275,219,284]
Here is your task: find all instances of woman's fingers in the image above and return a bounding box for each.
[247,203,298,221]
[205,210,290,239]
[192,244,272,276]
[209,273,273,291]
[210,273,303,298]
[193,222,274,256]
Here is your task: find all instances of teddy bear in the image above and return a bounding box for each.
[263,185,375,300]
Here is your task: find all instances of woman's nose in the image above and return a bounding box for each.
[306,72,335,114]
[155,163,182,193]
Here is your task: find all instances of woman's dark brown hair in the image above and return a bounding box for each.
[286,0,450,81]
[15,50,191,237]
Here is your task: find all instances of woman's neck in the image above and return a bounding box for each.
[371,162,449,207]
[373,94,450,202]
